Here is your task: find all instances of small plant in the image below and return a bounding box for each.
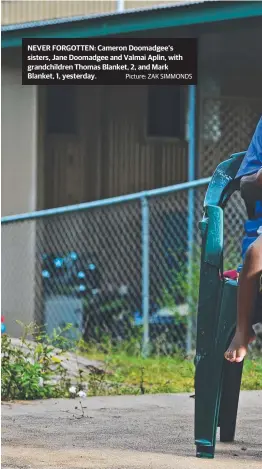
[1,322,75,401]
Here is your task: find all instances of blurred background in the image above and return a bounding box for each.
[2,0,262,355]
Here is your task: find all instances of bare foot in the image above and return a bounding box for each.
[224,331,251,363]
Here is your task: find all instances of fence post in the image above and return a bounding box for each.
[141,196,150,357]
[187,85,196,355]
[117,0,125,11]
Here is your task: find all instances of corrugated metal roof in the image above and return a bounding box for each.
[2,0,218,32]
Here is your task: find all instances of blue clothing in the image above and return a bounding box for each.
[236,116,262,179]
[235,117,262,261]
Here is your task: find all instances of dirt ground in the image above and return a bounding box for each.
[2,391,262,469]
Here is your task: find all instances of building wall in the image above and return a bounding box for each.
[1,0,116,25]
[1,63,38,337]
[100,85,188,199]
[45,85,188,208]
[1,0,176,25]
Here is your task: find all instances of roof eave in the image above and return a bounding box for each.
[2,1,262,49]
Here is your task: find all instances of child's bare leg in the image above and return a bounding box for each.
[225,235,262,363]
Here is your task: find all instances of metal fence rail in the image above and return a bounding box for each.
[2,177,248,355]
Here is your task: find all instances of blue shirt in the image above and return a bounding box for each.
[235,117,262,262]
[236,116,262,179]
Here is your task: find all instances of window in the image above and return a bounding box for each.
[46,86,76,135]
[147,85,185,139]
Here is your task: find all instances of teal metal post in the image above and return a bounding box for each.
[141,196,150,356]
[187,85,196,354]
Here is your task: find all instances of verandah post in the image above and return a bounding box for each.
[141,196,150,357]
[187,84,196,354]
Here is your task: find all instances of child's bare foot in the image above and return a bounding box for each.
[224,330,253,363]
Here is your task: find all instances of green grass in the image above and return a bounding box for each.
[241,358,262,390]
[82,349,262,396]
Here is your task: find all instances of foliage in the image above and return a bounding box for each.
[2,321,261,402]
[1,322,74,401]
[241,358,262,390]
[81,343,262,395]
[80,337,262,395]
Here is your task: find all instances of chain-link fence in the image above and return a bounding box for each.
[198,97,262,178]
[2,177,251,355]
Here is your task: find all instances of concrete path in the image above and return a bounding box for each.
[2,391,262,469]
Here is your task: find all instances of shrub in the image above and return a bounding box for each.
[1,323,73,401]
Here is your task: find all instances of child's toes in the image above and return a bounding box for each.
[235,346,247,363]
[224,349,236,362]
